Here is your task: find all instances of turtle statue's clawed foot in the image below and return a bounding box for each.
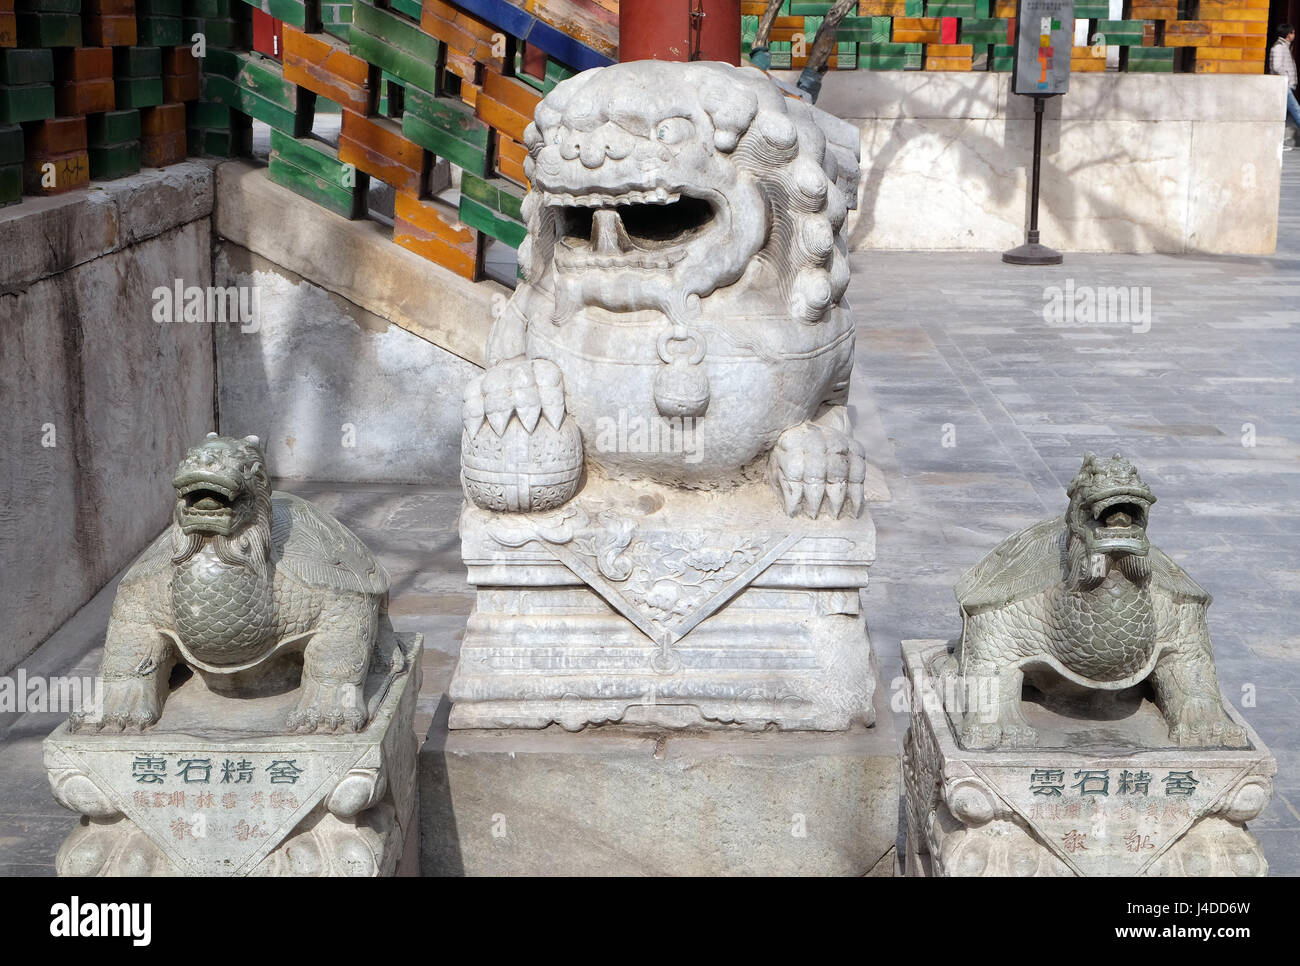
[770,417,866,519]
[288,681,367,734]
[74,677,160,733]
[960,717,1039,750]
[1168,698,1249,748]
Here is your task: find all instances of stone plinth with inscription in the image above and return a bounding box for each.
[44,631,422,876]
[902,640,1275,877]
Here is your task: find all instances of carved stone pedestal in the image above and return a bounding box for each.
[451,475,880,732]
[420,667,899,876]
[902,639,1275,877]
[44,632,422,876]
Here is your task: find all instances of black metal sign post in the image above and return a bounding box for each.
[1002,0,1074,265]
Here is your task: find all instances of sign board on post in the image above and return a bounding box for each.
[1012,0,1075,97]
[1003,0,1074,264]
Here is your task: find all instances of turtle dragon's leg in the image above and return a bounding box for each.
[955,610,1039,749]
[1150,599,1247,747]
[288,593,377,734]
[81,589,174,732]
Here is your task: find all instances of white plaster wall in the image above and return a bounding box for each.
[789,71,1287,254]
[213,243,481,484]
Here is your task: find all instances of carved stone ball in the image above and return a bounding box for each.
[1225,780,1270,823]
[461,414,583,513]
[947,780,996,828]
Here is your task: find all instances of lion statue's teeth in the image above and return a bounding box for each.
[469,59,869,493]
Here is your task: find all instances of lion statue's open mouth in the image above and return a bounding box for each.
[551,190,716,272]
[460,60,869,490]
[516,60,859,327]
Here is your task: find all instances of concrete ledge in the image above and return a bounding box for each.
[1001,73,1286,123]
[0,161,216,293]
[800,70,1005,121]
[214,161,503,366]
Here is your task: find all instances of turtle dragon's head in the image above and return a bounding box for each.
[518,60,859,327]
[171,433,272,575]
[1065,452,1156,585]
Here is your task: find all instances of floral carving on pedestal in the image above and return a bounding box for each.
[487,501,795,660]
[620,531,762,631]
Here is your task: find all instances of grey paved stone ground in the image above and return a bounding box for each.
[2,154,1296,876]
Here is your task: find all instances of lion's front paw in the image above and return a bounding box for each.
[770,420,866,519]
[461,357,583,513]
[463,357,566,438]
[288,680,367,734]
[75,677,161,733]
[1168,698,1248,748]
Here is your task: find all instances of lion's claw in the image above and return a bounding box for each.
[770,419,866,519]
[463,358,566,438]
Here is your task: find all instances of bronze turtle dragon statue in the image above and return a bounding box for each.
[74,433,394,734]
[944,452,1247,750]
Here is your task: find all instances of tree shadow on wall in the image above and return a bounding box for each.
[846,73,1191,255]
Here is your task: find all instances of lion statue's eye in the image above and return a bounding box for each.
[655,118,693,145]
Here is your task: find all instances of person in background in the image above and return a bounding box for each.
[1271,24,1299,151]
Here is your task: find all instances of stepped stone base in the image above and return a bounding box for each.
[420,664,899,877]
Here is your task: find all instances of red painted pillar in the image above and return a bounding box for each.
[619,0,741,65]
